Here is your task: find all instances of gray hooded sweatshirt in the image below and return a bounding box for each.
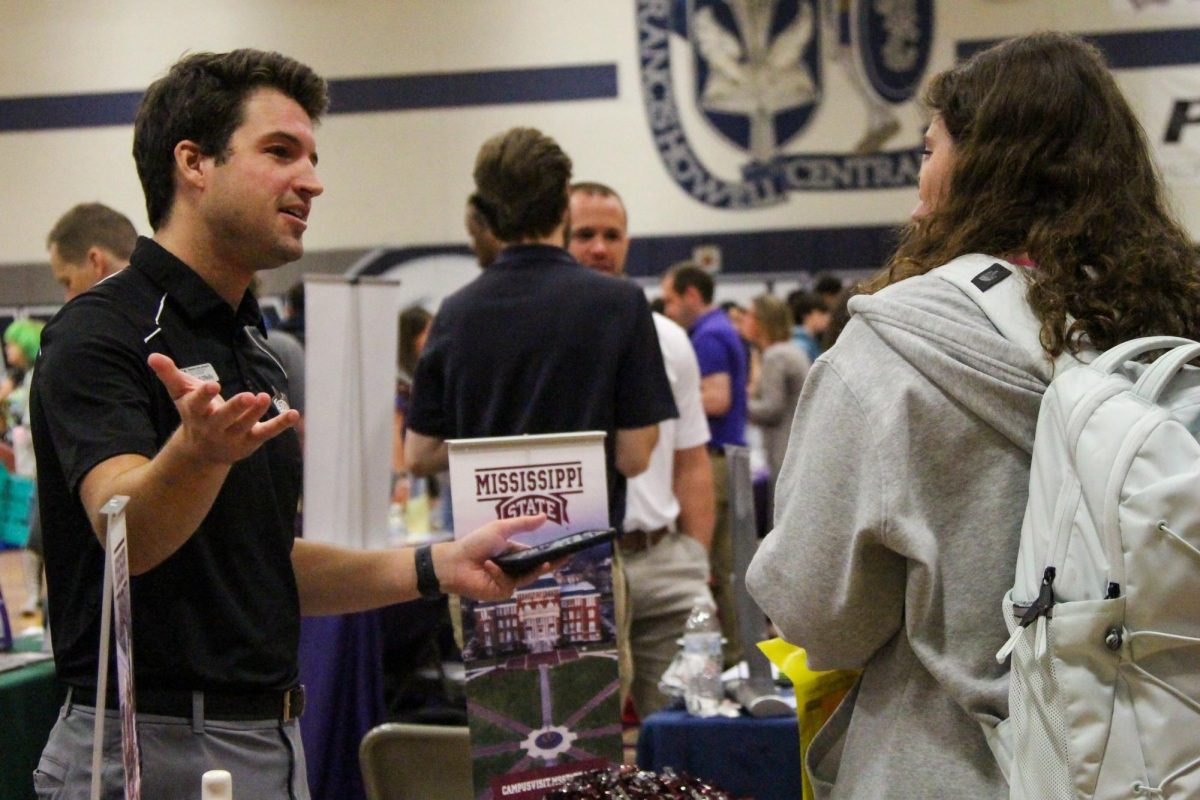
[747,270,1049,799]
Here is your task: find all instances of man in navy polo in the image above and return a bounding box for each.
[405,128,676,528]
[660,262,748,666]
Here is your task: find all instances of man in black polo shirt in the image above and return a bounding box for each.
[404,127,676,523]
[31,50,547,800]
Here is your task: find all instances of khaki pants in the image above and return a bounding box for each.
[709,451,742,668]
[614,546,632,710]
[622,533,712,718]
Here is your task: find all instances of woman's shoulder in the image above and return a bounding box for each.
[850,265,998,339]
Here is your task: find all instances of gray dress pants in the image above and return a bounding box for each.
[33,696,309,800]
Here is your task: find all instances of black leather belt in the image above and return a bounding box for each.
[619,527,670,554]
[68,683,306,722]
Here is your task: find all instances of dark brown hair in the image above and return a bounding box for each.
[866,32,1200,356]
[46,202,137,263]
[398,305,433,377]
[134,49,328,230]
[787,290,827,324]
[473,128,572,242]
[666,262,715,305]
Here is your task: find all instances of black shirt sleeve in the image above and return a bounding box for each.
[33,298,161,493]
[407,309,451,439]
[613,289,678,430]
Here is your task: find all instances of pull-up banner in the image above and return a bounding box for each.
[448,432,620,800]
[303,275,404,550]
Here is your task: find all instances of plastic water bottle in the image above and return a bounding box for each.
[387,501,407,546]
[405,476,431,537]
[683,594,723,717]
[201,769,232,800]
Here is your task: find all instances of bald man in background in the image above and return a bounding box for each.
[568,181,715,719]
[46,202,137,300]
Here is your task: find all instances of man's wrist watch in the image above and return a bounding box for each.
[415,544,443,598]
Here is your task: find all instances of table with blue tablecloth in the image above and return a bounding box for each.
[636,709,801,800]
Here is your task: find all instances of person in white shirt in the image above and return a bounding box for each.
[568,181,716,718]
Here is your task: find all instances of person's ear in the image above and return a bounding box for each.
[174,140,210,192]
[85,246,107,279]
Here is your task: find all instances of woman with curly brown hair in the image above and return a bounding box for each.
[748,32,1200,800]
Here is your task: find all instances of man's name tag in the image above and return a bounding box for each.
[181,363,220,383]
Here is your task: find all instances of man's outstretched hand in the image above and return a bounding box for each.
[148,352,299,465]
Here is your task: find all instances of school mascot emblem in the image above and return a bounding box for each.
[637,0,935,208]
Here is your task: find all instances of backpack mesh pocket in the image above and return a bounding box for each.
[1006,593,1075,800]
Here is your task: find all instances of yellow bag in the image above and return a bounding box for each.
[758,639,858,800]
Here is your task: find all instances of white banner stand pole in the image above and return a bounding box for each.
[90,495,140,800]
[90,499,118,800]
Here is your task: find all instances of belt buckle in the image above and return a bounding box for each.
[618,530,644,554]
[283,685,306,722]
[619,528,666,554]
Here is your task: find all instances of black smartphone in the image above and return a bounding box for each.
[493,527,619,576]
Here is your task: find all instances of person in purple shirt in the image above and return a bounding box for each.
[660,262,748,666]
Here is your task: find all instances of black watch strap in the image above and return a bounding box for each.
[415,544,442,598]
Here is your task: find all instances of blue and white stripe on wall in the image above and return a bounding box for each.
[0,64,619,133]
[2,21,1196,276]
[5,27,1194,133]
[957,26,1200,69]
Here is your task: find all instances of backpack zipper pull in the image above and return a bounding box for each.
[996,567,1057,663]
[1020,567,1057,626]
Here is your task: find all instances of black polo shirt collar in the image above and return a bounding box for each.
[130,237,266,336]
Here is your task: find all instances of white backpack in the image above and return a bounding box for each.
[937,254,1200,800]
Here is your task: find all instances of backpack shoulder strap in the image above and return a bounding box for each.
[932,254,1077,376]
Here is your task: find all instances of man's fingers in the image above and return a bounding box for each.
[486,514,547,545]
[482,561,514,586]
[148,353,207,400]
[248,408,301,443]
[147,352,177,379]
[176,381,222,418]
[211,395,296,442]
[513,559,563,587]
[149,353,223,416]
[211,393,272,432]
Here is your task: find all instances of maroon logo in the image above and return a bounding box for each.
[494,494,571,525]
[476,461,585,526]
